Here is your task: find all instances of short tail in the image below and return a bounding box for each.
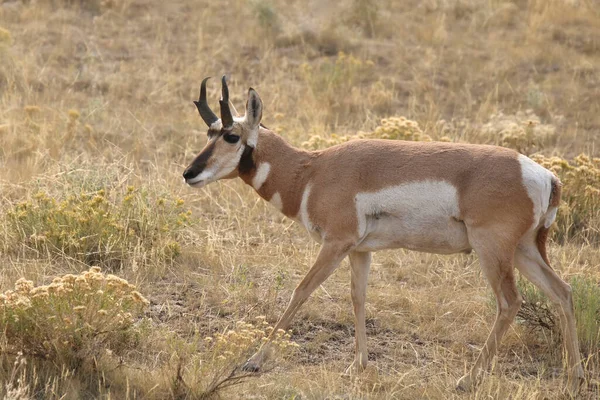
[536,176,562,267]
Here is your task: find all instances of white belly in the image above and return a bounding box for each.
[354,181,471,253]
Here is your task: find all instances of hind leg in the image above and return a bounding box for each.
[457,229,522,390]
[515,240,584,395]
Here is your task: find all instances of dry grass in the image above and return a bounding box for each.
[1,0,600,398]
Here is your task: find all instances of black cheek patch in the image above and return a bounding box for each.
[238,145,255,175]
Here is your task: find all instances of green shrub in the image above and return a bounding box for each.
[571,276,600,357]
[346,0,379,37]
[250,0,281,37]
[6,185,190,271]
[299,51,375,124]
[514,276,600,360]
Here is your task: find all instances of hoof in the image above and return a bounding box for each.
[241,360,261,373]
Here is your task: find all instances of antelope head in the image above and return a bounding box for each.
[183,76,263,188]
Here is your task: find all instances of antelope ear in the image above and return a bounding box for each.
[244,88,262,147]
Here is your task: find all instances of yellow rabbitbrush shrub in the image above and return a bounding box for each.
[481,110,558,154]
[0,267,149,370]
[302,116,433,150]
[6,185,190,271]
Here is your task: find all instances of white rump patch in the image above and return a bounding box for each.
[252,162,271,190]
[518,154,553,229]
[270,192,283,210]
[544,207,558,229]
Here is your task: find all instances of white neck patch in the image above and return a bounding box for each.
[299,183,313,230]
[252,162,271,190]
[270,192,283,210]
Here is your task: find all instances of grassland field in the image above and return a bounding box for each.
[0,0,600,398]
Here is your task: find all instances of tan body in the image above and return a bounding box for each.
[242,136,531,252]
[183,79,584,394]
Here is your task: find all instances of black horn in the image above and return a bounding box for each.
[194,77,219,127]
[219,75,234,128]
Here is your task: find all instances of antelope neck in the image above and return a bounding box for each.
[239,129,313,218]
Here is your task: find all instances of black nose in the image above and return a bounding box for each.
[183,168,198,180]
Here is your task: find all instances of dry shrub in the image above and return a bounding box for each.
[516,278,559,338]
[164,319,298,399]
[480,110,558,154]
[197,320,297,398]
[6,185,189,271]
[302,116,430,150]
[0,267,148,370]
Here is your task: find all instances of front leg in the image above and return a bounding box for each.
[244,239,354,371]
[345,251,371,375]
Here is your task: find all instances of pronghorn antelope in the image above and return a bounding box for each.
[183,76,584,393]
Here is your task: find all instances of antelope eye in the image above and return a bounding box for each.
[223,134,240,144]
